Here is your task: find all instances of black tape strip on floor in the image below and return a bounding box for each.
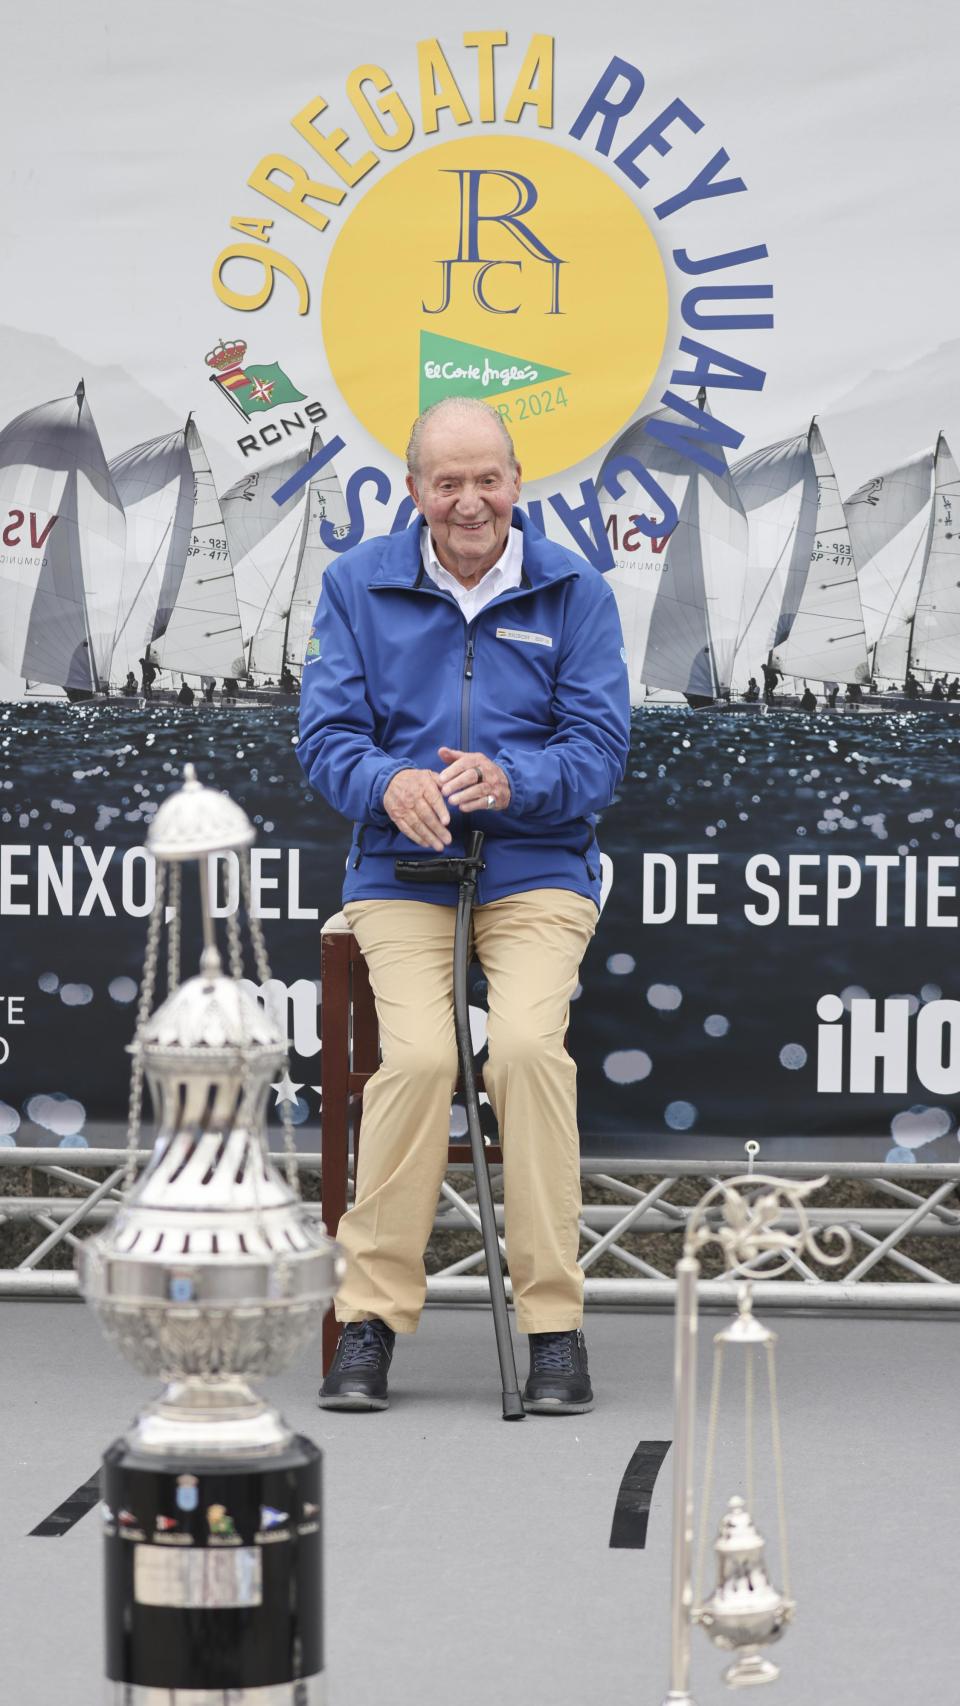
[30,1470,100,1537]
[609,1439,672,1549]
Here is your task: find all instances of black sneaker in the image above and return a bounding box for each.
[319,1318,395,1410]
[523,1329,593,1414]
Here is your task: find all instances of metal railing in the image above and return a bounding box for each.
[2,1147,959,1312]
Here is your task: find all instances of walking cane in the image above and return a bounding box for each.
[395,829,525,1420]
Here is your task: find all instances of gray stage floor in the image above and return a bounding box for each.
[3,1302,956,1705]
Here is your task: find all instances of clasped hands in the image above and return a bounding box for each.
[383,746,511,851]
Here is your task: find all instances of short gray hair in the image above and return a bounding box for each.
[406,395,517,477]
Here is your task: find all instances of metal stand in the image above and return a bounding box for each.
[659,1162,852,1703]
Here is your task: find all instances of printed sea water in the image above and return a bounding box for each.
[2,700,960,1159]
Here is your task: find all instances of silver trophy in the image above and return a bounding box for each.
[79,765,342,1705]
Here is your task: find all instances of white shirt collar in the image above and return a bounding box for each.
[420,523,523,618]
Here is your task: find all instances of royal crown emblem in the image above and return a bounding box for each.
[205,336,248,373]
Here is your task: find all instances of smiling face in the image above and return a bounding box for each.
[406,409,522,586]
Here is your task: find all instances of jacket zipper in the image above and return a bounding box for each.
[460,634,475,750]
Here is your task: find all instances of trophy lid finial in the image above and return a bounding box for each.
[148,764,255,861]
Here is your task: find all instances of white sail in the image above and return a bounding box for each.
[732,428,815,686]
[222,434,349,679]
[773,423,869,683]
[597,507,679,705]
[285,433,350,673]
[598,403,748,703]
[910,434,960,679]
[0,383,125,692]
[150,419,245,680]
[691,449,750,695]
[845,448,934,681]
[733,420,869,686]
[109,427,194,684]
[222,449,308,677]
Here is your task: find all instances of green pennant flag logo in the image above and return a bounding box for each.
[210,358,306,419]
[235,362,306,415]
[419,332,568,412]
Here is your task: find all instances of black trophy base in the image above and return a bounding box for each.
[102,1433,323,1702]
[107,1682,324,1703]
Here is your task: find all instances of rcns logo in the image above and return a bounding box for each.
[205,337,329,459]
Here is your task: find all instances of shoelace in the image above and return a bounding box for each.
[531,1332,576,1374]
[337,1322,390,1370]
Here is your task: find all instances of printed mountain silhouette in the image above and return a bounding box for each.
[819,340,960,496]
[0,324,236,473]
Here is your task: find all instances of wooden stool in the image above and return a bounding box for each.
[319,922,502,1374]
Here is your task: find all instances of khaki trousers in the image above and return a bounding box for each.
[336,888,597,1335]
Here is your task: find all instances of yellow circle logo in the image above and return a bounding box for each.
[322,136,669,482]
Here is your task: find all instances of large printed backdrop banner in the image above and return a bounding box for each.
[1,2,958,1163]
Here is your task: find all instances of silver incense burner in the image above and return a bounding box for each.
[79,765,341,1704]
[696,1496,793,1687]
[81,762,341,1453]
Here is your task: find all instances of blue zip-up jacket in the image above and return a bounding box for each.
[296,509,630,908]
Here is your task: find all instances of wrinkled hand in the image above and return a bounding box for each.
[438,747,511,813]
[383,768,452,852]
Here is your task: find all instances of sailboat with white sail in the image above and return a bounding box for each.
[145,417,244,685]
[597,398,749,705]
[846,433,960,690]
[108,414,245,691]
[0,385,346,702]
[109,424,194,687]
[0,381,125,697]
[732,418,870,691]
[223,448,307,679]
[223,430,349,685]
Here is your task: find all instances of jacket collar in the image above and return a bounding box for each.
[368,508,580,591]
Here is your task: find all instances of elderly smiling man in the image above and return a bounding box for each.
[297,396,629,1413]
